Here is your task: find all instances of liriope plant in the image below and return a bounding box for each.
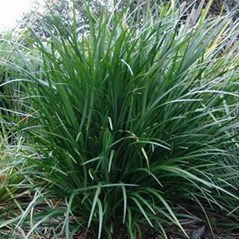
[1,1,239,238]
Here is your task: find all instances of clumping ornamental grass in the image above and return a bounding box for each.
[1,1,239,238]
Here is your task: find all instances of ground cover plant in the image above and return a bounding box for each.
[0,0,239,238]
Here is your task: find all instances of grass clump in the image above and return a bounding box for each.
[1,1,239,238]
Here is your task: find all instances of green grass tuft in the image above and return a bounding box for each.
[1,1,239,238]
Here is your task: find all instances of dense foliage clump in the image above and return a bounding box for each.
[0,1,239,238]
